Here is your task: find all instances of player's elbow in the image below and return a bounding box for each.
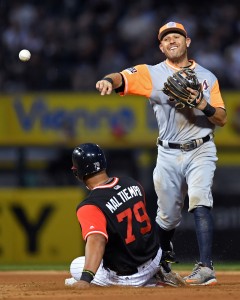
[214,108,227,127]
[213,117,227,127]
[221,119,227,127]
[218,114,227,127]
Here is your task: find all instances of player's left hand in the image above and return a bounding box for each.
[162,68,203,109]
[72,280,91,289]
[186,86,206,109]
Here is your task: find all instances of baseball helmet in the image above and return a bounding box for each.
[71,143,107,180]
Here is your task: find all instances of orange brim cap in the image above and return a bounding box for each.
[158,22,187,41]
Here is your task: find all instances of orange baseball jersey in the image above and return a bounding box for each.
[120,60,225,142]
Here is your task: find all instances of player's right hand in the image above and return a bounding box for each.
[72,280,91,289]
[96,80,113,96]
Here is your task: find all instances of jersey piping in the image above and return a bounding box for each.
[92,177,119,190]
[165,59,196,71]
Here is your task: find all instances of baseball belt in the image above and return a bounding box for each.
[105,251,158,276]
[157,134,212,152]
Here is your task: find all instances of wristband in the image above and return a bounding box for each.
[103,77,113,85]
[202,103,216,117]
[80,269,95,283]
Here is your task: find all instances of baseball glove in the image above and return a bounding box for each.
[162,68,203,109]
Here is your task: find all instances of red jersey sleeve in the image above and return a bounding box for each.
[76,205,108,241]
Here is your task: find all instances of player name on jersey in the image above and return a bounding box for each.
[106,185,142,213]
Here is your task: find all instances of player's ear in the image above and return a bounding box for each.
[159,43,164,53]
[186,37,191,48]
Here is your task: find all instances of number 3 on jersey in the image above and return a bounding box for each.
[116,200,152,244]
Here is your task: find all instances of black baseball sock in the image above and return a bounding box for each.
[157,225,175,251]
[193,206,213,269]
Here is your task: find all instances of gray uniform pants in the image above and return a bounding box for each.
[153,141,217,230]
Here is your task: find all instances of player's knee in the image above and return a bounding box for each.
[156,215,181,230]
[188,195,213,211]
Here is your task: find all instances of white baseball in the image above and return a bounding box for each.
[19,49,31,62]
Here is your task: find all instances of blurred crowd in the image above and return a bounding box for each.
[1,0,240,92]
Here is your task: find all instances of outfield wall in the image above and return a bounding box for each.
[0,91,240,148]
[0,188,86,264]
[0,187,239,264]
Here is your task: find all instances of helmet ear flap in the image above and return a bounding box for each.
[71,166,80,180]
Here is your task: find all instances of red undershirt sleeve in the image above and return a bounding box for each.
[76,205,108,241]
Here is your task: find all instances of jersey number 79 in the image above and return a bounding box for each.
[116,200,151,244]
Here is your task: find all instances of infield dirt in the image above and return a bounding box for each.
[0,271,239,300]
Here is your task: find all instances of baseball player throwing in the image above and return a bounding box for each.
[96,22,227,286]
[65,143,185,288]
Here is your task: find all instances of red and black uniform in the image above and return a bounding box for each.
[76,176,159,276]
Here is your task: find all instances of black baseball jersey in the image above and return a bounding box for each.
[76,176,159,275]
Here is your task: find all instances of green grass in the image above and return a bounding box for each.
[0,265,69,271]
[1,262,240,271]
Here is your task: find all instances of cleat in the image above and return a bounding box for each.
[184,262,217,286]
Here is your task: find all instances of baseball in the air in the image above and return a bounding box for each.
[19,49,31,62]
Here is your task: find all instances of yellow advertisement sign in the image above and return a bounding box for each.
[214,91,240,147]
[0,91,239,147]
[0,188,86,264]
[0,93,157,148]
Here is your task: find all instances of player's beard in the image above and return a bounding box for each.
[165,47,188,64]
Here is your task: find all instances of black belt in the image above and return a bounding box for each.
[115,268,138,276]
[103,264,138,276]
[105,251,158,276]
[157,134,211,152]
[103,265,138,276]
